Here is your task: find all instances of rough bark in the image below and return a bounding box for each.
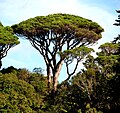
[47,65,52,92]
[53,60,63,92]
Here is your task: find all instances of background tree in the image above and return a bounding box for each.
[96,42,119,78]
[62,38,120,112]
[114,10,120,26]
[0,22,20,69]
[95,39,120,112]
[0,67,46,112]
[12,13,104,92]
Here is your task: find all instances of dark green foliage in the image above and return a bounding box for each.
[28,73,48,95]
[0,23,19,51]
[0,22,20,68]
[0,67,47,112]
[0,66,18,74]
[96,42,119,78]
[12,14,103,39]
[0,73,40,112]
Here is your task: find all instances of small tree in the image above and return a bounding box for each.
[59,46,94,83]
[0,22,20,68]
[12,13,104,92]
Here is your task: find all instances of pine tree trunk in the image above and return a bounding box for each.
[47,66,51,92]
[53,60,63,92]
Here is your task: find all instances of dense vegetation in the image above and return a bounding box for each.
[0,11,120,112]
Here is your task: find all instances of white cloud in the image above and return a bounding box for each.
[0,0,81,25]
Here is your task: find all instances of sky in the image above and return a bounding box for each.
[0,0,120,81]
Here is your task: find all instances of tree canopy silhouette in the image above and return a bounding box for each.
[114,10,120,26]
[12,13,104,92]
[0,22,20,69]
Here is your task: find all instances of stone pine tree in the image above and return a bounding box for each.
[0,22,20,69]
[12,13,104,92]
